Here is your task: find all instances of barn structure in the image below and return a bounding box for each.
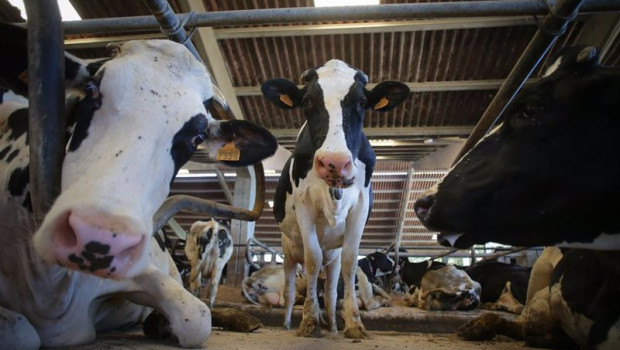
[2,0,619,349]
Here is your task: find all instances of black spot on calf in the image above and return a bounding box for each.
[8,166,28,197]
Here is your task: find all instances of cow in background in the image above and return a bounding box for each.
[185,219,233,308]
[466,261,531,314]
[415,46,620,349]
[262,59,409,338]
[401,260,481,311]
[241,264,306,307]
[0,24,278,349]
[358,251,394,287]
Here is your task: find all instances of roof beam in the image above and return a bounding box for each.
[235,78,539,96]
[272,126,473,139]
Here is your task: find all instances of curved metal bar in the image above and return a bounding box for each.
[152,162,266,234]
[59,1,620,35]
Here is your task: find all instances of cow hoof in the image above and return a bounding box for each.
[456,313,503,341]
[283,321,291,330]
[344,325,368,339]
[297,319,321,338]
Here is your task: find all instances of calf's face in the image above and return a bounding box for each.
[414,46,620,249]
[33,40,277,278]
[262,59,409,188]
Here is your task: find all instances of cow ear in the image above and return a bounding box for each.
[366,81,410,112]
[261,78,302,109]
[211,119,278,167]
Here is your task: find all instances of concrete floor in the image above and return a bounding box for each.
[57,285,542,350]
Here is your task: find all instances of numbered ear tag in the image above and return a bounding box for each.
[216,141,241,161]
[374,97,389,110]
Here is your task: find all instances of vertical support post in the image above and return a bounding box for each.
[388,162,414,291]
[25,1,65,223]
[453,0,585,164]
[226,167,256,286]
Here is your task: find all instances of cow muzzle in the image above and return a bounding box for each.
[314,151,355,189]
[42,208,148,278]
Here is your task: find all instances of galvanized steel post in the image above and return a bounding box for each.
[25,1,65,223]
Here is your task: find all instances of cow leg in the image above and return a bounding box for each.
[282,234,300,330]
[0,306,40,350]
[341,227,368,339]
[297,230,323,338]
[207,267,223,308]
[323,250,341,333]
[127,266,211,348]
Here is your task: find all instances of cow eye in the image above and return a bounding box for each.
[302,99,312,109]
[521,104,544,118]
[191,134,206,147]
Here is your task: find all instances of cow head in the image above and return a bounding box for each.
[32,40,277,278]
[262,59,409,188]
[414,46,620,249]
[405,265,481,311]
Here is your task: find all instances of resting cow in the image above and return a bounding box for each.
[0,26,277,349]
[400,260,481,311]
[466,261,531,314]
[262,59,409,338]
[357,251,394,287]
[241,264,306,307]
[185,219,233,308]
[414,46,620,349]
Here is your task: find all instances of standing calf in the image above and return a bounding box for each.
[262,59,409,338]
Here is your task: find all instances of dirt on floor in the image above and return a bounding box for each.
[61,284,541,350]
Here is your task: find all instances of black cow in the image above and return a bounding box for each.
[466,261,531,314]
[414,46,620,349]
[357,251,394,286]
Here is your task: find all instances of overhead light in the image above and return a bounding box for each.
[369,139,398,147]
[314,0,379,7]
[8,0,82,21]
[268,200,274,208]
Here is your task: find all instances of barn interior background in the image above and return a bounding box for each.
[3,0,619,281]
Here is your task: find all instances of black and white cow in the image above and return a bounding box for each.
[0,26,277,348]
[358,251,394,286]
[400,260,481,311]
[414,46,620,349]
[262,59,409,338]
[185,219,233,308]
[466,261,531,314]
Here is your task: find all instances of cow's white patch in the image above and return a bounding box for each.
[544,56,563,77]
[316,59,358,154]
[550,277,592,348]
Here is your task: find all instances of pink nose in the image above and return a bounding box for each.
[52,210,145,278]
[314,152,354,187]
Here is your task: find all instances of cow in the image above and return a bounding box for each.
[400,260,481,311]
[261,59,409,338]
[413,46,620,349]
[241,264,306,308]
[357,251,395,287]
[466,261,531,314]
[0,27,278,349]
[185,219,233,308]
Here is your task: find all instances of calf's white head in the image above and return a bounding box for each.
[33,40,277,278]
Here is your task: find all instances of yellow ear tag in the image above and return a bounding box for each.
[374,97,389,110]
[216,141,241,161]
[280,94,294,107]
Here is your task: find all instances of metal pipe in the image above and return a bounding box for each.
[25,1,65,223]
[152,162,266,233]
[453,0,586,164]
[142,0,202,62]
[388,163,414,291]
[59,1,620,35]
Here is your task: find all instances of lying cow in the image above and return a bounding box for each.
[185,219,233,308]
[0,25,277,348]
[262,60,409,338]
[414,46,620,349]
[357,251,394,287]
[401,261,481,311]
[466,261,531,314]
[241,264,306,307]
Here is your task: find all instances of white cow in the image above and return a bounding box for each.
[262,59,409,338]
[0,28,277,349]
[185,219,233,307]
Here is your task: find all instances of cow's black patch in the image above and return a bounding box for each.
[68,80,103,152]
[217,228,231,258]
[273,158,292,223]
[8,166,28,197]
[170,114,208,179]
[7,108,28,141]
[85,241,111,255]
[0,145,11,160]
[5,149,18,162]
[65,56,81,83]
